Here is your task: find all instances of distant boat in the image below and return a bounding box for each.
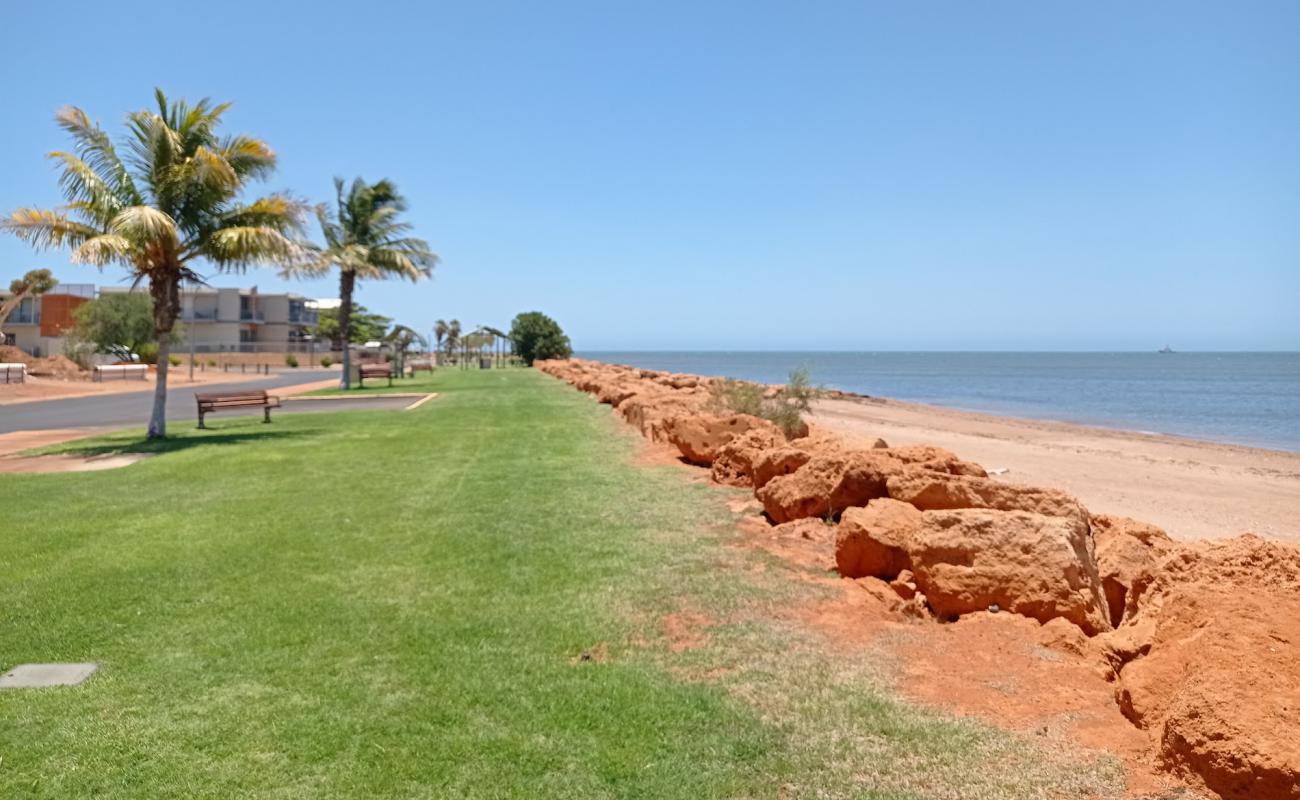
[1158,345,1175,354]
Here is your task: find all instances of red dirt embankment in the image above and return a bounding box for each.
[537,357,1300,800]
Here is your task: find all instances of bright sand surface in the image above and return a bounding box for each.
[810,396,1300,544]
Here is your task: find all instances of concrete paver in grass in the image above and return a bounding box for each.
[0,663,98,688]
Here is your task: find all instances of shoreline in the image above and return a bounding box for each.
[811,393,1300,544]
[580,351,1300,454]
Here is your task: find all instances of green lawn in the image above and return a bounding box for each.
[0,369,1123,799]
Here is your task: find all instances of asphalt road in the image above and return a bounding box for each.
[0,370,341,433]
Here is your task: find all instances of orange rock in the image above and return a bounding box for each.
[711,427,785,487]
[665,413,781,466]
[882,444,988,478]
[909,509,1111,635]
[886,470,1087,521]
[1113,535,1300,798]
[756,451,898,524]
[835,499,922,579]
[1091,514,1178,628]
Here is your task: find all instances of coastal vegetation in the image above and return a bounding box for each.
[287,177,437,389]
[709,366,822,437]
[0,369,1119,799]
[508,310,572,365]
[0,90,304,437]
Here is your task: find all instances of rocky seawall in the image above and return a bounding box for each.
[537,357,1300,800]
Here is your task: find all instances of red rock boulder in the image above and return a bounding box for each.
[665,414,782,466]
[756,451,900,524]
[885,470,1087,522]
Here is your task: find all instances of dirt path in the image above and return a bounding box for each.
[810,396,1300,543]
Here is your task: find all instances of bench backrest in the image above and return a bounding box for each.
[196,390,270,404]
[0,363,27,370]
[360,364,391,374]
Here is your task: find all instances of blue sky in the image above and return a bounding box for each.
[2,1,1297,350]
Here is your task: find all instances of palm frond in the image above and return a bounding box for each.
[53,106,141,204]
[0,207,99,250]
[191,145,238,192]
[71,234,133,266]
[206,226,302,269]
[111,205,178,243]
[223,195,308,231]
[47,151,123,224]
[220,136,276,180]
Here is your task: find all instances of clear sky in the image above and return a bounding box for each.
[2,1,1297,351]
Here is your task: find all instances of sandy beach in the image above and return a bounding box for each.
[810,395,1300,544]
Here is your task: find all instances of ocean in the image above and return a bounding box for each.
[578,351,1300,453]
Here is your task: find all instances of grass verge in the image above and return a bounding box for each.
[0,369,1124,798]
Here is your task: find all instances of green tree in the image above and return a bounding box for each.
[313,304,391,348]
[509,311,572,366]
[287,177,436,388]
[0,91,304,437]
[0,268,58,341]
[67,292,175,361]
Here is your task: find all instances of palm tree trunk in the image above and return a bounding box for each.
[338,270,355,389]
[146,275,181,439]
[147,338,172,438]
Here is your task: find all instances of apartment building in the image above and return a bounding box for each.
[2,280,322,356]
[0,283,94,357]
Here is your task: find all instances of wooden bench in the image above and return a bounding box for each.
[358,363,393,388]
[1,363,27,384]
[195,389,281,428]
[94,364,149,382]
[407,359,434,374]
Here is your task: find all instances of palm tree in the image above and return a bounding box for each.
[444,319,461,362]
[289,178,436,388]
[386,324,427,376]
[433,319,448,364]
[1,91,304,437]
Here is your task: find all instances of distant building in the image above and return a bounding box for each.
[2,280,322,356]
[0,283,94,356]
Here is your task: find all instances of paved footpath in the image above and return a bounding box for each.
[0,370,339,434]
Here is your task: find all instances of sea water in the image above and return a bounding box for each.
[579,351,1300,453]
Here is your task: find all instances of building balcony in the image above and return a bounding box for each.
[239,311,265,322]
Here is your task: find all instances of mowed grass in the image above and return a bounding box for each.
[0,369,1124,799]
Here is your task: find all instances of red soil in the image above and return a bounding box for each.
[538,357,1300,800]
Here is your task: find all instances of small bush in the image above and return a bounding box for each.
[168,355,182,367]
[285,354,299,368]
[207,359,217,367]
[708,366,822,438]
[319,356,333,368]
[137,343,159,365]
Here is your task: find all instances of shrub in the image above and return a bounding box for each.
[207,359,217,367]
[137,342,159,365]
[319,356,333,367]
[708,367,822,438]
[285,354,299,368]
[168,355,182,367]
[509,311,572,365]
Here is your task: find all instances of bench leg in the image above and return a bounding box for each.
[264,407,272,424]
[197,411,207,430]
[387,376,393,387]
